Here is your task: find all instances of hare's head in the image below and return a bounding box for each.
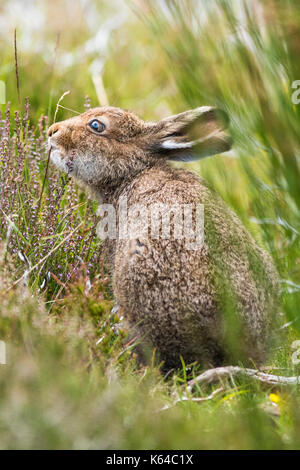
[48,105,231,187]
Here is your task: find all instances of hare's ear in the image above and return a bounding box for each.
[151,107,232,161]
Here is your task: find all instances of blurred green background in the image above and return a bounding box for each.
[1,0,300,450]
[0,0,173,121]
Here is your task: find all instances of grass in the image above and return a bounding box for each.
[0,0,300,449]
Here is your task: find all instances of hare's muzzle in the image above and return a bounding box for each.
[48,122,61,138]
[48,122,68,154]
[48,123,61,151]
[48,123,71,173]
[48,122,67,149]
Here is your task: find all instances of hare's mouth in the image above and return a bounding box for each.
[49,146,72,174]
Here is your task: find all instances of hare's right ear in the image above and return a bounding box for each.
[150,107,232,161]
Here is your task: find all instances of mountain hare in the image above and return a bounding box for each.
[48,106,278,370]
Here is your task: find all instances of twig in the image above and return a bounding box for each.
[53,90,70,124]
[14,29,21,105]
[50,271,66,288]
[37,146,52,214]
[186,366,300,392]
[160,387,224,411]
[37,90,71,213]
[57,105,80,115]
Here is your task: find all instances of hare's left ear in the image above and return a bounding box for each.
[151,106,232,161]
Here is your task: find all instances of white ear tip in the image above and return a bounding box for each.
[195,106,214,113]
[161,140,193,150]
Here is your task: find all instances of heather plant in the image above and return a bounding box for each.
[0,99,104,301]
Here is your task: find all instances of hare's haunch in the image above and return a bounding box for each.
[48,106,278,370]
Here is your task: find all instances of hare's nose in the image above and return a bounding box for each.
[48,123,61,138]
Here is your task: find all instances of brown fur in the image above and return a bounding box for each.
[48,106,279,371]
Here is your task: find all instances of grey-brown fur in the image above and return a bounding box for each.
[48,105,279,370]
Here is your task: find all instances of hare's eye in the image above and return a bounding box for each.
[88,119,105,133]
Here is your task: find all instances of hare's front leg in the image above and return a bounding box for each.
[113,238,223,370]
